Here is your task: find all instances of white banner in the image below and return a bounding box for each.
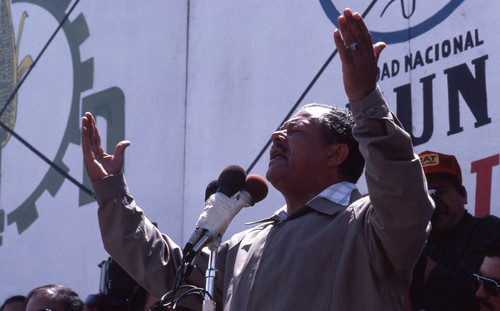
[1,0,497,303]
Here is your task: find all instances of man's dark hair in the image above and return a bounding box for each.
[484,235,500,258]
[27,284,84,311]
[300,103,365,183]
[0,295,26,311]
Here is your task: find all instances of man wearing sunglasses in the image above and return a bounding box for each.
[474,236,500,311]
[407,151,500,311]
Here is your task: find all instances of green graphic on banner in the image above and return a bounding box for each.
[0,0,125,245]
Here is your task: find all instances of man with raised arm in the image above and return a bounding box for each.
[82,8,433,310]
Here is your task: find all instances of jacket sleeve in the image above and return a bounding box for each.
[93,173,211,308]
[350,86,434,277]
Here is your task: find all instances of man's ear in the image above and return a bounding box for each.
[327,143,349,167]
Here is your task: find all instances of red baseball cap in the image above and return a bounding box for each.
[419,151,462,184]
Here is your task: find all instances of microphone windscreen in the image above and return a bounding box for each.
[217,165,246,197]
[242,174,269,204]
[205,180,218,201]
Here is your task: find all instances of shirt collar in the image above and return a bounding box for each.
[273,181,357,220]
[313,181,357,207]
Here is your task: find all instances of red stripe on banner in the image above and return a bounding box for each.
[471,154,499,217]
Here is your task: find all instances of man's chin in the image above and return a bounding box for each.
[431,215,448,230]
[267,161,284,175]
[265,168,278,184]
[266,166,287,188]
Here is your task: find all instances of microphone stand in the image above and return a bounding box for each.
[202,236,221,311]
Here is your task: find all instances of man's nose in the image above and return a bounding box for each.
[271,129,286,143]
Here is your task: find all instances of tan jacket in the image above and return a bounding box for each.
[94,87,434,310]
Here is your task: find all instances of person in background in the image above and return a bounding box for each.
[474,235,500,311]
[0,295,26,311]
[84,286,159,311]
[84,256,160,311]
[25,284,84,311]
[408,151,500,311]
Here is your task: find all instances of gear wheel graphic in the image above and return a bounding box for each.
[6,0,93,235]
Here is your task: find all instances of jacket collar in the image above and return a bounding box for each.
[295,188,363,218]
[246,188,363,225]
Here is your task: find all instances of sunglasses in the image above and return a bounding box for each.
[472,273,500,296]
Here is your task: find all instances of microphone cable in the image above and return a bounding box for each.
[160,256,212,310]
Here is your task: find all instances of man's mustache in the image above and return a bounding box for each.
[478,297,494,310]
[271,143,288,154]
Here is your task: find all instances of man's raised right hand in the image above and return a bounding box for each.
[81,112,130,182]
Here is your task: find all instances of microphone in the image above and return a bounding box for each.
[184,173,269,262]
[205,180,218,201]
[183,165,247,260]
[238,174,269,206]
[183,180,218,257]
[215,165,246,196]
